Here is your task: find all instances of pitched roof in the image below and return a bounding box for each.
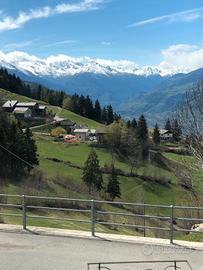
[159,129,172,135]
[73,129,89,133]
[16,102,37,107]
[2,100,18,108]
[13,107,31,114]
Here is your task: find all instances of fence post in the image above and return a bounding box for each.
[91,199,95,236]
[170,205,174,244]
[22,195,26,230]
[143,205,146,237]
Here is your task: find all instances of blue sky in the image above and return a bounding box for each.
[0,0,203,66]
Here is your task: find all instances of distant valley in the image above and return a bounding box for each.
[0,51,202,125]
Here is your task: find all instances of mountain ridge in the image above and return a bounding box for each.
[0,50,202,125]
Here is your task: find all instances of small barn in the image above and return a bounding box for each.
[36,105,47,117]
[13,107,32,119]
[160,129,173,141]
[95,127,108,143]
[73,129,89,141]
[15,102,39,116]
[59,120,76,134]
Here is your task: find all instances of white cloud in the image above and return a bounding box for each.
[0,0,104,32]
[101,41,111,46]
[1,42,203,77]
[158,43,203,74]
[129,7,203,27]
[44,40,78,48]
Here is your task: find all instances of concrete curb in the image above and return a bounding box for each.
[0,224,203,250]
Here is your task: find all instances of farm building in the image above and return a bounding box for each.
[13,107,32,119]
[15,102,39,116]
[59,120,76,134]
[159,129,173,140]
[73,129,89,141]
[2,100,47,118]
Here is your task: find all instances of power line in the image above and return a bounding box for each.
[0,143,34,168]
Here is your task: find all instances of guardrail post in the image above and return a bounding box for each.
[91,199,95,236]
[22,195,26,230]
[170,205,174,244]
[143,205,146,237]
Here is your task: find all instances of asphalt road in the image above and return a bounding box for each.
[0,232,202,270]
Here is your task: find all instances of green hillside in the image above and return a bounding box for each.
[0,88,203,241]
[0,88,101,129]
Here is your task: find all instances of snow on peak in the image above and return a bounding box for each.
[0,50,182,77]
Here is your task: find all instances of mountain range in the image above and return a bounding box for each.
[0,50,202,126]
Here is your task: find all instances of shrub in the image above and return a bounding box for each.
[51,127,66,137]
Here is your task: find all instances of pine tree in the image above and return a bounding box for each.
[23,128,39,171]
[106,163,121,201]
[82,149,103,193]
[94,99,102,122]
[131,118,137,129]
[126,120,131,128]
[172,119,182,142]
[36,85,42,100]
[107,104,114,124]
[137,115,149,160]
[84,96,94,119]
[137,115,148,143]
[153,123,160,145]
[101,106,108,123]
[165,118,172,132]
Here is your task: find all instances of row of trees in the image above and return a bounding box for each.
[0,110,38,179]
[82,149,121,200]
[0,68,67,106]
[63,94,120,124]
[0,68,119,124]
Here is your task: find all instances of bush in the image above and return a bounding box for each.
[51,127,66,137]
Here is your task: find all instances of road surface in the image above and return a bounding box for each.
[0,231,202,270]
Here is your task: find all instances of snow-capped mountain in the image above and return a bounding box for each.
[0,50,201,125]
[0,50,179,77]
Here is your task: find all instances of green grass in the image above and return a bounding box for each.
[35,134,202,206]
[49,106,102,128]
[1,88,203,240]
[0,88,101,129]
[0,88,47,104]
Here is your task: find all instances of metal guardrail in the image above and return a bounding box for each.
[0,194,202,244]
[87,260,193,270]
